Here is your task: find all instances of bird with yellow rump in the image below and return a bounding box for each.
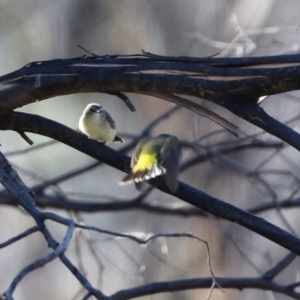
[119,134,181,192]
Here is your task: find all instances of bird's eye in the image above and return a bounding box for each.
[91,105,99,113]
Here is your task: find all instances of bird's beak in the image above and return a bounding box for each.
[91,106,102,113]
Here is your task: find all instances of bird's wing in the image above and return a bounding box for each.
[119,137,168,187]
[113,135,124,143]
[158,136,179,163]
[105,111,116,129]
[160,136,181,192]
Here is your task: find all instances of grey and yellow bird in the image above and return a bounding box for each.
[119,134,181,192]
[79,103,123,143]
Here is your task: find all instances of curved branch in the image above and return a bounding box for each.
[220,95,300,152]
[141,92,240,137]
[1,54,300,116]
[110,276,300,300]
[1,112,300,255]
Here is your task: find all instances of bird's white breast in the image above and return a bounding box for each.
[79,113,116,142]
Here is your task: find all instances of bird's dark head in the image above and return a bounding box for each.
[84,103,105,117]
[89,104,103,113]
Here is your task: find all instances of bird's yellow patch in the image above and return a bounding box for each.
[133,154,157,172]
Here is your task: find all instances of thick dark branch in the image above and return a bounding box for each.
[2,54,300,161]
[2,112,300,255]
[1,52,300,172]
[220,94,300,152]
[1,54,300,115]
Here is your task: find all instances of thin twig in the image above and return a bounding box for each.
[0,226,39,249]
[77,45,98,57]
[5,140,57,157]
[42,212,222,292]
[111,92,136,111]
[141,92,239,137]
[17,131,33,145]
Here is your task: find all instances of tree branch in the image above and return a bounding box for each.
[1,112,300,256]
[0,152,108,300]
[110,276,300,300]
[4,220,74,299]
[1,54,300,127]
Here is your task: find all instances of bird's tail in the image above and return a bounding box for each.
[119,164,166,185]
[113,135,124,143]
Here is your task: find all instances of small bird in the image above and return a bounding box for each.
[119,134,181,192]
[79,103,123,143]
